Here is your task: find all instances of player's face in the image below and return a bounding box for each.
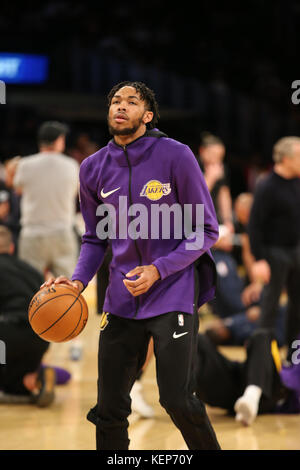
[200,144,225,166]
[107,86,153,137]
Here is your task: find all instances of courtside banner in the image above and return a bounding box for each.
[0,53,49,84]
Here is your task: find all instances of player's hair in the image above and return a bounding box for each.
[107,81,160,129]
[0,225,13,253]
[272,136,300,163]
[234,192,253,208]
[200,132,224,148]
[37,121,69,146]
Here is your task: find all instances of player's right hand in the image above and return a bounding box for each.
[40,276,84,293]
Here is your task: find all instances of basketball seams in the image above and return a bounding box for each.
[68,295,89,340]
[28,283,80,320]
[29,293,77,322]
[60,299,83,342]
[28,285,88,342]
[37,293,81,335]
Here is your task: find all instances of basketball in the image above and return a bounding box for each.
[28,284,88,343]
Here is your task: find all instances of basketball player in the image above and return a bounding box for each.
[43,81,221,450]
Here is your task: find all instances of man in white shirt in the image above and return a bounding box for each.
[13,121,79,279]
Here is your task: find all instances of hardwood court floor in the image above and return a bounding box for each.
[1,280,300,451]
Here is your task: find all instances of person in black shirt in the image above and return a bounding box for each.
[0,225,56,406]
[248,136,300,361]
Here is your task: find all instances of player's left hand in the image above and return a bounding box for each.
[123,265,160,297]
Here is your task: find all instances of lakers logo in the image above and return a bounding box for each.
[140,180,171,201]
[100,312,109,331]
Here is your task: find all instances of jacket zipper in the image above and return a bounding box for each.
[123,145,142,318]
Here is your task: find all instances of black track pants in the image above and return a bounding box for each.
[94,311,221,450]
[259,245,300,359]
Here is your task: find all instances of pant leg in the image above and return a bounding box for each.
[0,321,49,395]
[285,247,300,359]
[150,311,221,450]
[258,247,290,335]
[244,328,284,413]
[195,333,244,411]
[95,314,150,450]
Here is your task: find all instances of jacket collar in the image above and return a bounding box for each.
[107,129,167,167]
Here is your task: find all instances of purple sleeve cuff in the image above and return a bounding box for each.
[71,240,107,288]
[152,259,167,281]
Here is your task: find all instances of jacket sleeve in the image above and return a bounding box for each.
[152,145,219,280]
[71,161,108,288]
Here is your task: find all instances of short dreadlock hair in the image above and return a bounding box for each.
[107,81,160,129]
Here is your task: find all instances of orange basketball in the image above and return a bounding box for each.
[28,284,88,343]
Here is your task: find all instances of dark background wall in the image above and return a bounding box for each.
[0,1,299,197]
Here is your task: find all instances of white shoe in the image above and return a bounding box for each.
[130,381,155,418]
[69,344,83,361]
[234,396,258,426]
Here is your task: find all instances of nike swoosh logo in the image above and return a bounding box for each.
[100,187,120,198]
[173,331,188,339]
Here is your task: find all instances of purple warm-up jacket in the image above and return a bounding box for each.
[72,129,219,319]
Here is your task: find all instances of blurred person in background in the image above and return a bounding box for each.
[198,132,234,233]
[68,132,100,165]
[10,121,81,361]
[11,121,79,280]
[0,225,56,407]
[205,193,286,347]
[195,328,300,427]
[197,132,257,343]
[248,136,300,363]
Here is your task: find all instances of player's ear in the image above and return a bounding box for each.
[143,110,154,125]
